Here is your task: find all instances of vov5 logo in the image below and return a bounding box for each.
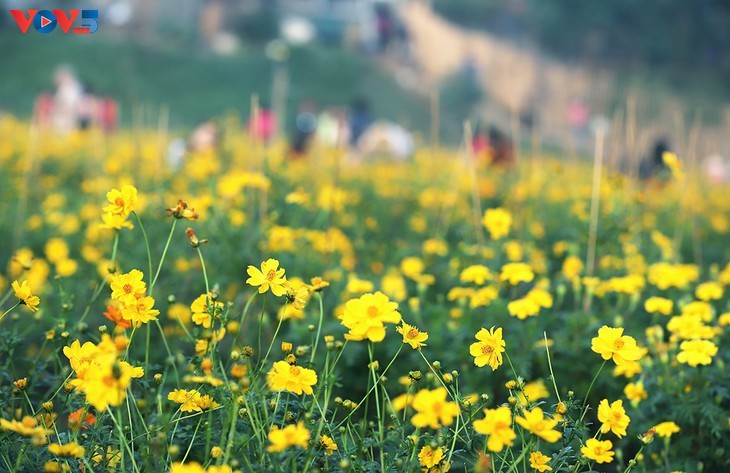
[10,9,98,34]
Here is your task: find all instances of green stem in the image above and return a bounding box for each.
[151,219,177,292]
[578,359,607,425]
[0,302,20,323]
[196,246,210,295]
[310,293,324,365]
[543,331,562,404]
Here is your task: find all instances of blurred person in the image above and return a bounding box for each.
[315,107,350,148]
[247,101,277,144]
[52,65,83,134]
[374,3,394,53]
[189,119,219,153]
[639,138,671,181]
[77,82,99,130]
[349,98,373,148]
[352,120,414,162]
[289,101,318,159]
[473,126,515,167]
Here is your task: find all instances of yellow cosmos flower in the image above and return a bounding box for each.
[695,282,723,301]
[83,359,144,411]
[418,445,447,471]
[644,297,673,315]
[267,422,310,452]
[591,326,643,368]
[460,265,493,285]
[104,184,138,217]
[515,407,561,443]
[624,382,648,403]
[653,421,680,438]
[470,326,505,370]
[48,442,85,458]
[11,280,40,312]
[483,208,512,240]
[120,295,160,326]
[266,361,318,395]
[318,435,338,456]
[0,416,52,442]
[109,270,146,306]
[499,262,535,285]
[473,406,516,452]
[411,387,460,429]
[396,322,428,349]
[168,389,220,413]
[246,258,288,296]
[339,291,401,342]
[676,339,718,366]
[529,451,552,472]
[581,438,614,464]
[190,293,224,328]
[597,399,630,438]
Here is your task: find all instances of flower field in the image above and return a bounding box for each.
[0,115,728,473]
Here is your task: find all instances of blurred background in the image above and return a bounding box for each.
[1,0,730,161]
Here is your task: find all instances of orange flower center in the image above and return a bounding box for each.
[367,306,379,317]
[123,283,133,294]
[613,338,625,350]
[289,366,301,376]
[266,269,277,281]
[481,345,494,355]
[407,328,419,338]
[114,197,124,207]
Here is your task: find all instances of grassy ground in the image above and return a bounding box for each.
[0,30,434,134]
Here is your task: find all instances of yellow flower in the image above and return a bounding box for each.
[591,326,643,368]
[460,265,493,285]
[400,256,425,280]
[418,445,445,469]
[581,438,614,464]
[695,282,723,301]
[82,359,143,411]
[470,327,505,370]
[517,380,549,407]
[246,258,288,296]
[653,421,680,438]
[104,185,138,217]
[109,270,146,306]
[120,295,160,326]
[190,293,224,328]
[662,151,684,180]
[11,280,40,312]
[170,462,206,473]
[267,421,310,452]
[483,208,512,240]
[396,322,428,349]
[318,435,338,456]
[284,281,310,310]
[507,298,541,320]
[0,416,51,442]
[562,255,583,282]
[515,407,561,443]
[499,263,535,285]
[529,451,552,472]
[266,361,318,395]
[676,340,718,367]
[339,291,401,342]
[48,442,85,458]
[624,382,648,403]
[473,406,516,452]
[644,297,673,315]
[411,387,460,429]
[597,399,630,438]
[168,389,220,413]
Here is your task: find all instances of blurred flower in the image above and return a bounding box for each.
[644,297,673,315]
[166,199,199,220]
[318,435,338,456]
[653,421,680,438]
[267,422,310,452]
[515,407,561,442]
[677,340,718,366]
[483,208,512,240]
[48,442,85,458]
[473,406,516,452]
[499,263,534,285]
[581,438,614,464]
[411,387,460,429]
[624,382,648,403]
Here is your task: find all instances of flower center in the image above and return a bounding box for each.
[266,269,277,281]
[289,366,301,376]
[123,283,133,294]
[481,345,494,355]
[114,197,124,207]
[367,306,379,317]
[407,328,419,338]
[613,338,625,350]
